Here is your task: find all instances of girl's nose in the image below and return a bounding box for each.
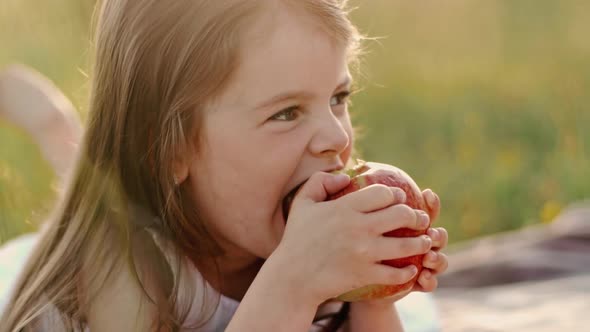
[308,112,351,158]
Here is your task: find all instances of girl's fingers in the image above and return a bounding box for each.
[373,235,432,262]
[422,189,440,222]
[369,204,429,235]
[416,269,438,292]
[427,227,448,250]
[422,251,449,274]
[340,184,406,213]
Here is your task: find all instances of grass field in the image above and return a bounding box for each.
[1,0,589,244]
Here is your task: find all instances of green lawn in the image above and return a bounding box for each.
[1,0,589,244]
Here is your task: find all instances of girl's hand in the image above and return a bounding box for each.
[354,189,448,307]
[267,172,432,307]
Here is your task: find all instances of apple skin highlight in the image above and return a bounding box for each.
[330,161,430,302]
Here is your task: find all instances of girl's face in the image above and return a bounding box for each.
[185,9,353,261]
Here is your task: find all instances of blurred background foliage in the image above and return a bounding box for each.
[1,0,589,245]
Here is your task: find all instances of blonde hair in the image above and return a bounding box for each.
[1,0,362,331]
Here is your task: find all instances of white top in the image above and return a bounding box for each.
[0,233,441,331]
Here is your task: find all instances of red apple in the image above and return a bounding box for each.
[330,161,430,302]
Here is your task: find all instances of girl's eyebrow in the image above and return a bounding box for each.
[254,76,352,111]
[255,90,315,111]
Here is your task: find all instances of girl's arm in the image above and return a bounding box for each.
[346,301,404,332]
[225,255,319,332]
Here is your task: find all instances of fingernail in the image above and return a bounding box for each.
[392,188,406,203]
[419,212,430,229]
[428,228,439,241]
[423,270,432,280]
[423,235,432,250]
[407,265,418,276]
[428,251,438,262]
[335,173,350,181]
[426,189,437,207]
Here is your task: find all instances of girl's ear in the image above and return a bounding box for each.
[172,158,189,185]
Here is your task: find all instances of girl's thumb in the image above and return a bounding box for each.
[294,172,350,204]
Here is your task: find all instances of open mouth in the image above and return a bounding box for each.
[281,180,307,222]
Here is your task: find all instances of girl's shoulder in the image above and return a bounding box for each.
[148,228,241,331]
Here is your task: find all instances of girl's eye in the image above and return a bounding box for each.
[330,91,351,108]
[269,106,300,121]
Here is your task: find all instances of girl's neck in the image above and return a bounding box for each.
[197,254,265,302]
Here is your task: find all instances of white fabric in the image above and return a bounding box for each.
[0,233,441,331]
[0,233,38,313]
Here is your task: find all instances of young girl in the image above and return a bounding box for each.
[1,0,448,331]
